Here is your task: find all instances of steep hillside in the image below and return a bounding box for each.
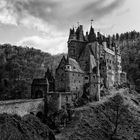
[0,44,64,100]
[120,39,140,91]
[114,31,140,92]
[57,89,140,140]
[0,114,55,140]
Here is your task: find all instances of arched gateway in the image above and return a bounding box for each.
[31,78,49,99]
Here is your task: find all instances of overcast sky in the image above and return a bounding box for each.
[0,0,140,54]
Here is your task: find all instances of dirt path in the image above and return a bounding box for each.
[75,88,127,111]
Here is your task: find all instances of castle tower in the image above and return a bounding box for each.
[68,25,87,61]
[88,25,96,42]
[68,28,76,41]
[76,25,85,41]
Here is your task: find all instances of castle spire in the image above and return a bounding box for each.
[68,27,76,41]
[77,21,80,27]
[91,19,94,27]
[76,24,84,41]
[88,21,96,42]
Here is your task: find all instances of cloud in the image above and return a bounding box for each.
[80,0,126,20]
[0,0,126,32]
[0,0,127,54]
[0,0,56,35]
[17,35,67,55]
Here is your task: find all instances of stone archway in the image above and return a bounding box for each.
[31,78,49,99]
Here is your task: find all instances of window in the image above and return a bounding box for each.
[108,66,111,70]
[93,75,96,79]
[85,76,88,80]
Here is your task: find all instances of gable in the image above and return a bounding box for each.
[56,56,66,70]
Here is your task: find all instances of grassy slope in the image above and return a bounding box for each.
[56,89,140,140]
[0,114,55,140]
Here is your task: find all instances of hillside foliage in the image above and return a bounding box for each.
[0,113,55,140]
[59,91,140,140]
[0,44,64,100]
[112,31,140,92]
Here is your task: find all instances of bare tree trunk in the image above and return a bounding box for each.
[110,107,119,139]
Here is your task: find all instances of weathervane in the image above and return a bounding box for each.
[91,19,94,26]
[77,21,80,27]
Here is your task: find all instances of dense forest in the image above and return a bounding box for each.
[0,44,64,100]
[113,31,140,92]
[0,30,140,100]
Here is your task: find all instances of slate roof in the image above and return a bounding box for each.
[79,42,98,72]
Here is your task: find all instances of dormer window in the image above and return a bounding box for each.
[65,65,71,70]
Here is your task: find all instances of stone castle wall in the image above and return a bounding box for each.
[69,72,84,97]
[0,98,44,116]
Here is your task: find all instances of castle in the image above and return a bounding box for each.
[55,24,127,100]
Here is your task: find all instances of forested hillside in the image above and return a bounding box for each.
[0,44,64,100]
[113,31,140,92]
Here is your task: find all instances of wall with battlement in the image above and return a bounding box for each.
[0,98,44,116]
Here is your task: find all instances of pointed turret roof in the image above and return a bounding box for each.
[88,25,96,42]
[68,27,76,41]
[89,25,94,34]
[75,25,85,41]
